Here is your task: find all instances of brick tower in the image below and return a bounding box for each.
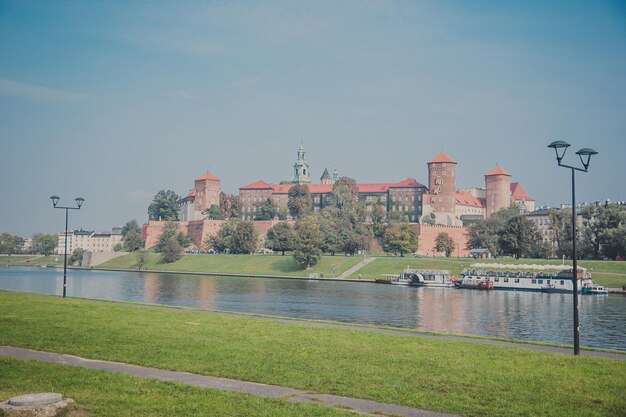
[193,172,221,220]
[485,166,512,218]
[427,152,457,213]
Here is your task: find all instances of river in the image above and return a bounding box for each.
[1,267,624,351]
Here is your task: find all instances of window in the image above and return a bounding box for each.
[560,280,564,285]
[504,278,509,283]
[515,279,520,283]
[531,279,536,284]
[547,280,551,284]
[538,279,543,284]
[494,278,499,282]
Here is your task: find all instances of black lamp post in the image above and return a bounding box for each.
[50,196,85,298]
[547,141,597,355]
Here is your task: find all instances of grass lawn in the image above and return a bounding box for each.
[0,292,624,417]
[99,253,362,277]
[0,255,64,266]
[353,257,626,287]
[0,358,353,417]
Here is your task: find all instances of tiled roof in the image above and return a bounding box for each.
[455,191,486,208]
[187,190,196,197]
[245,178,425,195]
[510,182,535,201]
[240,180,273,190]
[528,208,551,217]
[485,166,512,177]
[428,152,456,164]
[195,172,220,182]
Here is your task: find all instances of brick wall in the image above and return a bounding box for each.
[415,224,469,257]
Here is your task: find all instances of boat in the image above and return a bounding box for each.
[581,284,609,295]
[456,278,494,290]
[459,263,602,294]
[401,269,455,288]
[376,274,418,286]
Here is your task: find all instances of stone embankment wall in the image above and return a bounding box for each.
[413,224,469,257]
[82,251,129,267]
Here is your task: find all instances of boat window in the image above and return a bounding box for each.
[494,278,499,282]
[538,279,543,284]
[515,279,520,283]
[560,280,564,285]
[547,280,551,285]
[504,278,509,283]
[531,279,536,284]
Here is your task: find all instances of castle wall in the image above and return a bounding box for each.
[414,224,469,257]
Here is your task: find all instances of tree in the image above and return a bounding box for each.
[421,213,436,225]
[435,232,455,257]
[113,243,124,252]
[580,205,625,259]
[203,204,224,220]
[220,192,242,219]
[549,209,573,259]
[122,220,143,252]
[70,248,84,265]
[0,233,18,254]
[32,234,58,256]
[155,222,190,253]
[466,206,520,256]
[293,216,323,269]
[343,233,370,256]
[265,222,295,255]
[318,208,346,255]
[148,190,180,221]
[331,177,359,211]
[498,215,543,258]
[208,221,258,254]
[287,184,311,219]
[383,224,417,257]
[370,205,388,240]
[255,198,277,221]
[162,236,182,263]
[136,250,147,270]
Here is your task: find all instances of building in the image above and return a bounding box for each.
[179,172,222,221]
[56,228,123,255]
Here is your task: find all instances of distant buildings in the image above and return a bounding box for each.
[56,227,123,255]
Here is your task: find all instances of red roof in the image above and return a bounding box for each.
[240,180,273,190]
[428,152,456,164]
[485,166,512,177]
[187,190,196,197]
[510,182,534,201]
[242,178,425,195]
[195,172,220,182]
[455,191,485,208]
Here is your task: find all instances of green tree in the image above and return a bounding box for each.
[287,184,311,219]
[254,198,277,221]
[549,209,573,259]
[148,190,180,221]
[466,206,520,256]
[208,221,258,254]
[113,243,124,252]
[293,216,323,269]
[70,248,84,265]
[0,233,18,254]
[421,213,436,225]
[580,205,625,259]
[370,205,388,240]
[498,215,543,258]
[318,208,346,255]
[383,223,417,257]
[155,222,190,252]
[265,222,295,255]
[32,234,58,256]
[220,192,241,219]
[203,204,224,220]
[331,177,359,211]
[343,233,370,256]
[122,220,143,252]
[136,250,147,270]
[435,232,455,257]
[162,236,182,263]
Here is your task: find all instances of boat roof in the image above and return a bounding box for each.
[470,263,586,272]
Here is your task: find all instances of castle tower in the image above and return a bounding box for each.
[292,143,311,183]
[427,152,457,213]
[332,168,338,183]
[193,172,221,220]
[320,168,332,185]
[485,166,512,218]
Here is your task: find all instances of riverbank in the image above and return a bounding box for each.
[96,253,626,287]
[1,292,624,417]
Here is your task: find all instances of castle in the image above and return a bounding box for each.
[142,145,535,254]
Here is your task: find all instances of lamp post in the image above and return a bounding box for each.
[50,196,85,298]
[547,141,597,355]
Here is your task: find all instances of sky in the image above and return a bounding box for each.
[0,0,625,237]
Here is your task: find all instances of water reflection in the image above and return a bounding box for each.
[0,267,624,351]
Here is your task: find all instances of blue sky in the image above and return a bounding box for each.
[1,1,625,237]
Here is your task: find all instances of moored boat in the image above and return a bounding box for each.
[401,269,455,288]
[581,284,609,295]
[460,263,602,294]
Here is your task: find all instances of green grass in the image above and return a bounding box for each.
[0,358,353,417]
[1,292,624,417]
[99,253,362,278]
[353,257,626,287]
[0,255,64,266]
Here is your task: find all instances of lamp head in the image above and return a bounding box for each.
[576,148,598,170]
[75,197,85,208]
[548,140,571,163]
[50,195,60,207]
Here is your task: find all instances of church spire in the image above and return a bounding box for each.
[292,142,311,183]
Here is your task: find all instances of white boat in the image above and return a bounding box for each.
[401,269,455,288]
[582,284,609,295]
[376,274,414,286]
[460,263,599,293]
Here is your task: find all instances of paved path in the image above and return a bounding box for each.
[136,303,626,361]
[339,257,376,278]
[0,346,457,417]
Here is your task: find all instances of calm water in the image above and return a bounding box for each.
[1,267,625,351]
